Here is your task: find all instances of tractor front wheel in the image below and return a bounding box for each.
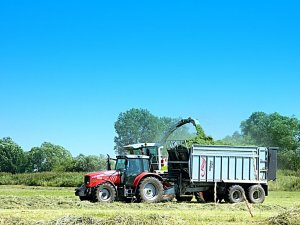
[138,177,164,203]
[94,183,116,203]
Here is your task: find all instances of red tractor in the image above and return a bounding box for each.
[75,154,169,203]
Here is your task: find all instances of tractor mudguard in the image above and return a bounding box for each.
[132,172,163,188]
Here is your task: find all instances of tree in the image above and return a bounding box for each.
[0,137,25,173]
[73,154,107,172]
[114,108,198,155]
[221,131,255,146]
[114,108,161,154]
[241,112,300,170]
[26,142,73,172]
[241,112,300,150]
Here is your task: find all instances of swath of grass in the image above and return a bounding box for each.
[267,206,300,225]
[0,215,187,225]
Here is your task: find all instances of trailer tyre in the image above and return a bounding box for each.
[247,185,265,204]
[138,177,164,203]
[226,185,245,203]
[94,183,116,203]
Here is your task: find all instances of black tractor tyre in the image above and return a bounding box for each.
[226,185,245,203]
[176,195,193,202]
[93,183,116,203]
[138,177,164,203]
[247,185,265,204]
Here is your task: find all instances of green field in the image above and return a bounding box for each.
[0,185,299,225]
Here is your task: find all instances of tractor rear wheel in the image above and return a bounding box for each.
[226,185,245,203]
[94,183,116,203]
[138,177,164,203]
[247,185,265,204]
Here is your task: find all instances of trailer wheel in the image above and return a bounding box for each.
[247,185,265,204]
[94,183,116,203]
[226,185,245,203]
[138,177,163,203]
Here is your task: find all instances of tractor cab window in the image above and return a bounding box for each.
[115,158,126,171]
[142,159,150,172]
[126,158,142,176]
[145,146,158,156]
[144,147,159,170]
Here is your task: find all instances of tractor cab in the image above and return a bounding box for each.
[115,155,150,187]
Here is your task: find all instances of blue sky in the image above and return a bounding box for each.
[0,1,299,156]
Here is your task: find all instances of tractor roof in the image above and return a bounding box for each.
[123,143,157,149]
[117,155,150,159]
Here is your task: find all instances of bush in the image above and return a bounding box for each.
[268,170,300,191]
[278,150,300,171]
[0,172,84,187]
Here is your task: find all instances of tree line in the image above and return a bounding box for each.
[1,109,300,174]
[0,139,107,173]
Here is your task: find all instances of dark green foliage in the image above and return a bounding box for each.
[240,112,300,170]
[0,137,25,173]
[26,142,73,172]
[72,154,107,172]
[114,108,193,155]
[277,150,300,171]
[114,108,160,155]
[241,112,300,150]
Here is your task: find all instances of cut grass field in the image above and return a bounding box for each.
[0,185,299,225]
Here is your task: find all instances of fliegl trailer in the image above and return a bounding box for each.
[167,144,277,203]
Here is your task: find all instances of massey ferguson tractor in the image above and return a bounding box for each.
[75,154,166,203]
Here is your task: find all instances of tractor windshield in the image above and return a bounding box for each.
[115,158,126,171]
